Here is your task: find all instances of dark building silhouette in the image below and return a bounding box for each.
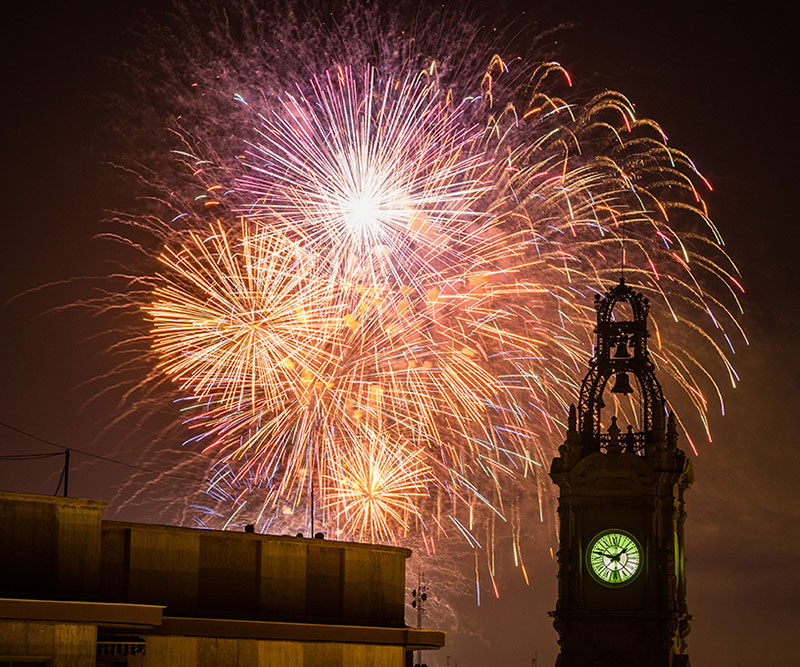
[0,491,444,666]
[550,279,693,666]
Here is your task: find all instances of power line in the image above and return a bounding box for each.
[0,452,63,461]
[0,420,205,484]
[1,420,152,472]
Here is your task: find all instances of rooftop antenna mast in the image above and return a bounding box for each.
[411,568,429,667]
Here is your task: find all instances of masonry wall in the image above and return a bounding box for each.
[142,637,403,667]
[99,521,408,626]
[0,493,105,599]
[0,620,96,667]
[0,622,406,667]
[0,492,409,628]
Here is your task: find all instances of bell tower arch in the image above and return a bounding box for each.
[549,279,693,666]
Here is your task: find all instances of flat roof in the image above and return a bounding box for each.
[103,519,412,557]
[0,490,412,556]
[0,490,107,509]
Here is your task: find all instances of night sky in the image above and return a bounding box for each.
[1,2,797,665]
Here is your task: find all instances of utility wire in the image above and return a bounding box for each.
[0,420,205,484]
[0,452,63,460]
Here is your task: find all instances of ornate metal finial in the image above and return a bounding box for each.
[576,279,665,456]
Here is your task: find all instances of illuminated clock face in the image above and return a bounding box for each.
[587,530,641,585]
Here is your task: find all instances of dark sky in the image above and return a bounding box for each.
[1,2,798,666]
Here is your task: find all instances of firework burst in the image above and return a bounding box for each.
[325,436,432,543]
[108,4,743,566]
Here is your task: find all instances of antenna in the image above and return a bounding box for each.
[411,568,429,667]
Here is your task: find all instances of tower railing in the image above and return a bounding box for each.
[597,430,646,455]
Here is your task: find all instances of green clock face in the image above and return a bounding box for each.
[587,530,641,585]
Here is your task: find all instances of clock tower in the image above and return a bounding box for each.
[549,279,693,667]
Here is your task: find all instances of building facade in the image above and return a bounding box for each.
[0,491,444,666]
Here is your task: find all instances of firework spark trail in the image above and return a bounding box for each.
[103,4,744,581]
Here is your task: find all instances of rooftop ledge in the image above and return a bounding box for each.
[0,598,445,649]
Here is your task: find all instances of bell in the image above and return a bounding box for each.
[613,339,630,358]
[610,372,633,395]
